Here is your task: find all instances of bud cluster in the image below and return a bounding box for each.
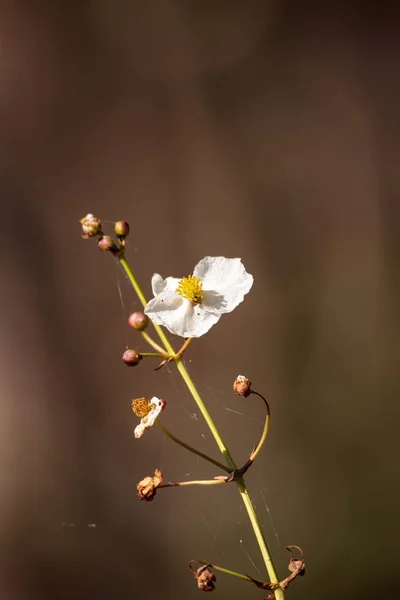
[80,213,130,255]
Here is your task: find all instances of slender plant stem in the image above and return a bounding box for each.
[118,254,283,596]
[235,474,283,600]
[174,358,237,471]
[248,391,270,463]
[160,479,227,488]
[119,253,173,352]
[156,420,231,473]
[237,390,270,473]
[192,562,254,583]
[174,336,192,358]
[140,352,166,358]
[141,331,169,356]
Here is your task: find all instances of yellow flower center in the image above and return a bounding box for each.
[176,275,203,304]
[132,397,152,418]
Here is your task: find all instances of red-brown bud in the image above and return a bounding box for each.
[122,349,141,366]
[97,235,117,253]
[233,375,252,397]
[128,311,149,331]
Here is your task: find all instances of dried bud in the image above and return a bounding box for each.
[114,220,130,238]
[196,566,216,592]
[288,558,305,577]
[128,311,149,331]
[233,375,252,397]
[97,235,118,253]
[137,469,163,501]
[131,397,152,418]
[122,349,141,366]
[80,213,102,238]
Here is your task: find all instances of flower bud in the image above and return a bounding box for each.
[196,567,216,592]
[128,311,149,331]
[122,349,141,366]
[233,375,252,397]
[80,213,102,238]
[114,221,130,238]
[137,469,163,501]
[97,235,118,253]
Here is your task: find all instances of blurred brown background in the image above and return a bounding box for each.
[0,1,399,599]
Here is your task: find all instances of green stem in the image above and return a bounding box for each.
[141,331,169,356]
[237,390,270,473]
[160,479,227,488]
[174,358,237,471]
[156,420,231,473]
[140,352,166,358]
[248,391,270,463]
[119,253,173,352]
[201,563,254,583]
[235,474,283,600]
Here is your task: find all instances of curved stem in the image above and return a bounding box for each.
[237,390,270,474]
[173,337,192,359]
[156,420,232,473]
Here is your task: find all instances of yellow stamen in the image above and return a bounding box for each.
[176,275,203,304]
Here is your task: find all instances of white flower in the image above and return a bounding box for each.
[144,256,253,338]
[133,397,166,439]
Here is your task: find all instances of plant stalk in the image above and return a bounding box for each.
[118,254,283,596]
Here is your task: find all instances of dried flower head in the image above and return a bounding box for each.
[132,397,166,438]
[80,213,102,238]
[137,469,163,501]
[195,565,216,592]
[233,375,252,397]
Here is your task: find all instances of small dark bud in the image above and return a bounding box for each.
[122,349,141,366]
[128,311,149,331]
[196,567,216,592]
[115,220,130,238]
[97,235,117,253]
[233,375,252,397]
[80,213,102,238]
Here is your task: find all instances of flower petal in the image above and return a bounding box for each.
[145,290,184,324]
[173,303,221,338]
[194,257,253,314]
[151,274,181,296]
[146,292,220,338]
